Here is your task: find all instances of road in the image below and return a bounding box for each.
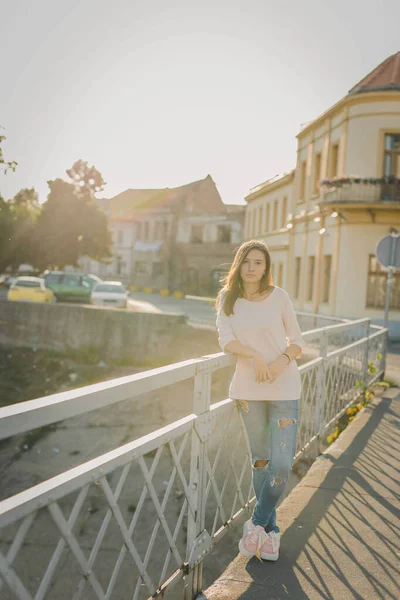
[128,291,217,326]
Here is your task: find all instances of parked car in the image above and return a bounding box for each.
[91,281,129,308]
[1,267,39,288]
[1,275,17,288]
[8,276,55,303]
[41,271,102,303]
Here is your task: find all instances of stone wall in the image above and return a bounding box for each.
[0,301,220,365]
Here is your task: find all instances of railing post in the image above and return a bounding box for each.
[319,329,329,359]
[362,319,371,385]
[380,327,389,380]
[316,331,328,450]
[185,366,211,600]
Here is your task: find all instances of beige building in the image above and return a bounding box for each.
[81,175,245,295]
[244,52,400,338]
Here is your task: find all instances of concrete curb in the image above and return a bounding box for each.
[129,286,185,298]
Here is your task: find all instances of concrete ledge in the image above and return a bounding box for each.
[0,300,187,364]
[202,384,400,600]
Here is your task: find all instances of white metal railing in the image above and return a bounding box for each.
[0,318,388,600]
[321,181,400,203]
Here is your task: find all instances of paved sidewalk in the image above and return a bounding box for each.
[202,355,400,600]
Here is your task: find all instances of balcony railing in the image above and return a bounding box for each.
[0,317,388,600]
[320,178,400,204]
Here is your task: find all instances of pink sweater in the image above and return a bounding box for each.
[216,286,306,401]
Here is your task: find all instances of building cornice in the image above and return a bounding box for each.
[296,91,400,140]
[245,171,295,203]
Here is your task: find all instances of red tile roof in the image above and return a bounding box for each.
[96,175,229,220]
[349,51,400,95]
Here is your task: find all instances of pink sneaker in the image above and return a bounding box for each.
[238,519,269,558]
[260,531,280,561]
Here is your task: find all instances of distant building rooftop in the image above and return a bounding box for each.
[298,51,400,136]
[348,51,400,95]
[96,175,231,220]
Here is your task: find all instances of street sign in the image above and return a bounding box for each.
[375,233,400,330]
[376,233,400,269]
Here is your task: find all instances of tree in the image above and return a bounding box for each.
[0,151,112,272]
[66,159,106,198]
[33,179,112,269]
[0,130,19,272]
[0,127,17,174]
[7,188,40,269]
[11,187,40,215]
[0,189,40,272]
[0,195,14,272]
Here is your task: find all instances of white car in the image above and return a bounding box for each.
[91,281,129,308]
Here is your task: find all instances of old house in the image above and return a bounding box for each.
[81,175,244,295]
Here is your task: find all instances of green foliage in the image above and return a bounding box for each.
[0,195,14,272]
[0,130,111,271]
[64,344,102,365]
[327,351,389,445]
[0,156,112,272]
[66,159,106,198]
[33,179,112,269]
[3,188,40,270]
[0,128,17,174]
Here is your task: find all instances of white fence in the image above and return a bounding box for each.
[0,317,388,600]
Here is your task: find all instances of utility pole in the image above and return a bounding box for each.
[167,206,179,292]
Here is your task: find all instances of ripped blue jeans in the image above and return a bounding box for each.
[238,399,299,533]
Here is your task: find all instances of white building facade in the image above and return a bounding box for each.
[244,52,400,338]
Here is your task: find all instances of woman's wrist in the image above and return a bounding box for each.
[248,348,261,359]
[281,353,291,365]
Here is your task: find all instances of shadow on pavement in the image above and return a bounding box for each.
[203,395,400,599]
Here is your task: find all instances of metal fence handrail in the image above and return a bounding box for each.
[295,311,352,323]
[0,318,379,442]
[0,354,232,441]
[0,317,389,600]
[300,317,371,340]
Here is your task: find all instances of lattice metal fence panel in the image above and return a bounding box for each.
[202,400,253,544]
[323,340,367,427]
[326,327,364,352]
[365,331,387,386]
[299,318,370,357]
[0,326,388,600]
[296,362,321,455]
[0,419,195,600]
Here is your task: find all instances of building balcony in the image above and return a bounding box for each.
[320,177,400,205]
[318,177,400,224]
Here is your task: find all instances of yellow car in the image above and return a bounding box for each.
[8,276,55,303]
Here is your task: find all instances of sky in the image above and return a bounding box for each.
[1,0,399,206]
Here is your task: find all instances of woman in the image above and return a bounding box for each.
[215,239,305,561]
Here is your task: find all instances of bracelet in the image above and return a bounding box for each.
[282,353,291,364]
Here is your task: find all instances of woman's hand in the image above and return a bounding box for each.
[251,351,272,383]
[266,356,290,384]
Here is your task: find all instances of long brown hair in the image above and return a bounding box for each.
[216,239,273,316]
